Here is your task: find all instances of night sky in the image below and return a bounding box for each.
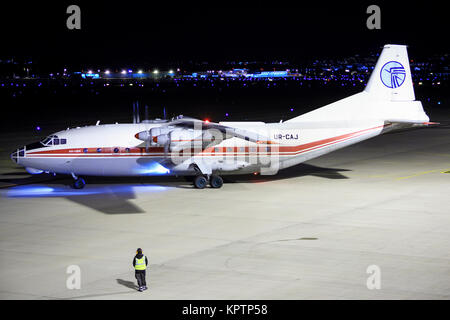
[1,1,448,68]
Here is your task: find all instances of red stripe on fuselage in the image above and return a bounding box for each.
[26,125,385,158]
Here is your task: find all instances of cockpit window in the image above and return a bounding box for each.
[41,136,54,145]
[40,135,67,146]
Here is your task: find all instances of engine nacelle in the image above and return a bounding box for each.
[137,127,221,148]
[152,129,203,148]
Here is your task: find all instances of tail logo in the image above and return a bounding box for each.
[380,61,406,88]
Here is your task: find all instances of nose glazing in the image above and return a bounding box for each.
[10,147,25,163]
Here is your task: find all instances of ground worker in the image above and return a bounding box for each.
[132,248,148,292]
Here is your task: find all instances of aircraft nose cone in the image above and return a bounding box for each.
[10,150,18,163]
[10,147,25,164]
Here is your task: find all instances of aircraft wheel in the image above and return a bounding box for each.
[209,175,223,188]
[72,178,86,189]
[193,175,207,189]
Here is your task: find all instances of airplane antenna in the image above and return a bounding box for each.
[132,101,136,124]
[163,106,166,119]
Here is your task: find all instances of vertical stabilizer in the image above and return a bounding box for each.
[364,44,415,101]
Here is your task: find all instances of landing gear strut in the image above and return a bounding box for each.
[192,174,223,189]
[71,173,86,189]
[189,163,223,189]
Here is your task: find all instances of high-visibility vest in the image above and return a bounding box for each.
[135,256,146,270]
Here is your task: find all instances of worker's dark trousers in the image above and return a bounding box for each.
[135,270,146,288]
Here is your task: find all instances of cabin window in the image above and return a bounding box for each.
[53,139,60,145]
[97,148,102,153]
[83,148,88,153]
[114,148,119,153]
[125,148,130,153]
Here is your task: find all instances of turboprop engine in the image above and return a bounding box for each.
[136,127,222,151]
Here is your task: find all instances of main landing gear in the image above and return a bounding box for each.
[71,173,86,189]
[193,174,223,189]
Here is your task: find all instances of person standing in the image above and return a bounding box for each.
[132,248,148,292]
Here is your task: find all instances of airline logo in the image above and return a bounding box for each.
[380,61,406,88]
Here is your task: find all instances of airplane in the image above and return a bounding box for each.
[10,44,435,189]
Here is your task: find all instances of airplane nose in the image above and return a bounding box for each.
[10,147,25,164]
[10,151,18,163]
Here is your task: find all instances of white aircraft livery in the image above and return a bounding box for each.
[11,44,434,189]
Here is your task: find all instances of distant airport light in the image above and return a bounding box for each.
[138,70,143,74]
[36,126,41,131]
[225,113,229,117]
[168,69,174,73]
[290,108,294,112]
[153,69,159,74]
[104,70,110,74]
[87,70,92,74]
[121,70,126,74]
[128,69,132,73]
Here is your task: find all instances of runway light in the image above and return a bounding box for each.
[104,70,110,74]
[153,69,159,74]
[121,70,126,74]
[138,70,143,74]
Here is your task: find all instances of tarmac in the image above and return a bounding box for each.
[0,123,449,299]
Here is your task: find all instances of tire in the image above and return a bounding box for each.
[209,175,223,188]
[193,175,207,189]
[72,178,86,189]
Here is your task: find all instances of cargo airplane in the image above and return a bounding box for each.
[11,45,434,189]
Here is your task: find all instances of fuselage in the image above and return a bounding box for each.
[11,120,388,177]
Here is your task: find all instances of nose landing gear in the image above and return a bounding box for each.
[73,178,86,189]
[71,173,86,189]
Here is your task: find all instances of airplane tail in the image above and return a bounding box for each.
[364,44,415,101]
[286,44,430,125]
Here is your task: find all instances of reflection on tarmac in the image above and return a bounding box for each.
[6,184,169,198]
[3,184,170,214]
